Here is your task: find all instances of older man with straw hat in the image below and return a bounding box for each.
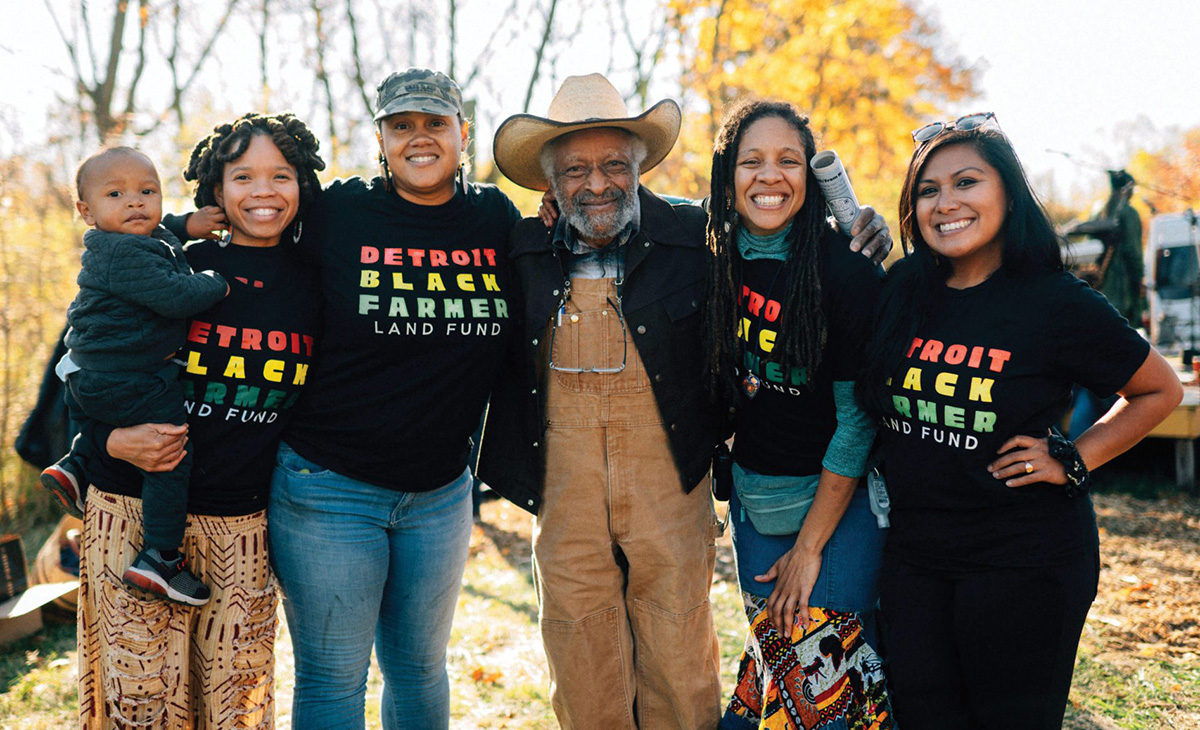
[478,73,724,729]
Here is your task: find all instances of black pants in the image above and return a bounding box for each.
[879,549,1099,730]
[66,362,190,551]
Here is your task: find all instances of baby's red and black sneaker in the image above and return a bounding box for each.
[123,547,211,606]
[40,457,87,519]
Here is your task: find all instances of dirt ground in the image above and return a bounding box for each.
[1065,491,1200,729]
[1,489,1197,729]
[464,490,1200,730]
[1090,493,1200,664]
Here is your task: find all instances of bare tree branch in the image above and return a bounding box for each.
[41,0,87,90]
[708,0,730,139]
[407,4,417,65]
[121,0,150,126]
[521,0,559,113]
[617,0,669,108]
[345,0,376,120]
[166,0,184,128]
[309,0,339,164]
[142,0,241,134]
[93,0,131,138]
[448,0,456,80]
[259,0,270,107]
[460,0,520,89]
[369,0,394,69]
[80,0,100,83]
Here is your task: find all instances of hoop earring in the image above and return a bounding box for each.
[380,154,392,192]
[219,228,231,248]
[292,221,303,245]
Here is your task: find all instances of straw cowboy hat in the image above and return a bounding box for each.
[493,73,681,191]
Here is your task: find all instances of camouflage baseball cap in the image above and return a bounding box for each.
[373,68,464,121]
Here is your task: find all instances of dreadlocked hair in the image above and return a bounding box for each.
[704,98,832,406]
[183,112,325,215]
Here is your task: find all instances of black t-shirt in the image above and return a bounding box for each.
[878,265,1150,568]
[283,177,521,492]
[733,229,881,476]
[88,239,322,515]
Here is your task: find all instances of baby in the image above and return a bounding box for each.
[41,147,227,605]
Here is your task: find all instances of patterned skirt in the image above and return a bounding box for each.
[723,594,894,730]
[78,491,277,730]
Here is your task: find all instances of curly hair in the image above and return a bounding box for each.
[704,98,832,405]
[183,112,325,215]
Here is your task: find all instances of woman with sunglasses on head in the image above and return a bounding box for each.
[857,114,1181,729]
[265,68,520,730]
[707,98,895,729]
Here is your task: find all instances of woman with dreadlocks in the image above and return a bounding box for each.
[78,111,325,729]
[708,99,895,730]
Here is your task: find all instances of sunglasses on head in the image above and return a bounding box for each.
[911,112,1000,145]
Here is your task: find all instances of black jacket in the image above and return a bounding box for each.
[477,188,723,514]
[66,225,227,371]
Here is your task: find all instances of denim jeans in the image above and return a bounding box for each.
[730,481,886,615]
[269,441,473,730]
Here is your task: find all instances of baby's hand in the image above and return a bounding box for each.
[187,206,229,240]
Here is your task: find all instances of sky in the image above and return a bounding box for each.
[2,1,1199,206]
[918,0,1200,204]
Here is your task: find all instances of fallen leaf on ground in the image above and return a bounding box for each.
[471,666,504,684]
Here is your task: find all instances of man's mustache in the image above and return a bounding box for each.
[572,189,625,206]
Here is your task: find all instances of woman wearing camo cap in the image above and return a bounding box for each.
[267,68,521,729]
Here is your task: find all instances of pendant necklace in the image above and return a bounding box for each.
[739,260,785,400]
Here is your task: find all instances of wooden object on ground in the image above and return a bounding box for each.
[32,515,83,616]
[0,533,78,644]
[1146,384,1200,494]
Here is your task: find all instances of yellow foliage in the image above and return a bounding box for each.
[664,0,978,216]
[0,155,82,528]
[1128,127,1200,215]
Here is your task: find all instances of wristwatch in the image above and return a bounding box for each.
[1047,428,1091,498]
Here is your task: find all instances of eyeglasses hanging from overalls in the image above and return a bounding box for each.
[547,247,629,374]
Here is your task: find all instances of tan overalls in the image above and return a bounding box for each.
[534,275,722,730]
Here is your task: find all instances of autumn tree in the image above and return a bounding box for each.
[0,149,81,528]
[1128,126,1200,215]
[655,0,978,208]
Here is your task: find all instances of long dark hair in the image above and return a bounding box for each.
[184,112,325,215]
[857,128,1064,416]
[704,99,833,405]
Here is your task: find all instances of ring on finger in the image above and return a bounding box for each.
[1024,461,1034,474]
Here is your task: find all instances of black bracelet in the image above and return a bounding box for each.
[1047,428,1091,497]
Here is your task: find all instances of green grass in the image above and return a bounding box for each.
[0,621,77,728]
[1067,649,1200,729]
[1,491,1197,729]
[446,520,556,730]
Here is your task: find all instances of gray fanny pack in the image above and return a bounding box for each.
[732,461,819,535]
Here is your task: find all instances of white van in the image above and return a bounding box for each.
[1146,212,1200,354]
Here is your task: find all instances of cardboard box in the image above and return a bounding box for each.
[0,533,78,645]
[0,583,78,644]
